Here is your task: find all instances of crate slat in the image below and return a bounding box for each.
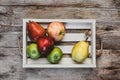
[62,33,91,41]
[40,23,91,29]
[24,19,95,23]
[23,63,95,68]
[24,19,93,29]
[27,33,91,41]
[57,45,91,54]
[27,58,92,64]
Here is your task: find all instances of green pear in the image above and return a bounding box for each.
[72,41,89,63]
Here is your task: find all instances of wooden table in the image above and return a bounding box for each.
[0,0,120,80]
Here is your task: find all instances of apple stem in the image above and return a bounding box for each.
[59,31,64,35]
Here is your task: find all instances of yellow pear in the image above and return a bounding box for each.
[72,41,89,63]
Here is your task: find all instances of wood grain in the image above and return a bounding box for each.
[0,30,120,50]
[97,30,120,50]
[87,68,120,80]
[0,48,119,80]
[0,48,25,80]
[0,0,120,80]
[0,6,119,32]
[0,32,21,48]
[1,21,120,33]
[96,22,120,31]
[0,0,119,8]
[0,6,7,14]
[97,50,120,68]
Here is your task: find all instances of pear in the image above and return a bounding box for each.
[27,21,45,41]
[72,41,89,63]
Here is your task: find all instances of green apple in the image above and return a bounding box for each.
[47,47,63,64]
[27,43,41,59]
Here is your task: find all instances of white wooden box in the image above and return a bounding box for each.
[23,19,96,68]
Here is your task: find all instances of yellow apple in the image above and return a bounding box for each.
[47,22,66,42]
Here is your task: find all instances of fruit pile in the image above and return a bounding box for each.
[27,21,66,64]
[27,21,89,64]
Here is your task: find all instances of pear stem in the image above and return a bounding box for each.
[85,30,91,42]
[29,20,32,23]
[85,36,88,42]
[26,22,28,24]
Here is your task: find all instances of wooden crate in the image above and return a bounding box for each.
[23,19,96,68]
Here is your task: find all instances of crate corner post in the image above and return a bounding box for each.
[23,19,27,68]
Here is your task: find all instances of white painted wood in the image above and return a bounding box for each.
[91,20,96,67]
[27,33,91,41]
[62,33,91,41]
[23,58,94,68]
[23,64,96,68]
[57,45,91,54]
[27,58,91,64]
[40,23,91,29]
[24,61,95,68]
[24,19,93,29]
[23,19,96,68]
[23,19,27,67]
[65,23,91,29]
[23,19,96,23]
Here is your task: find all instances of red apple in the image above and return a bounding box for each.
[37,36,54,56]
[47,22,66,42]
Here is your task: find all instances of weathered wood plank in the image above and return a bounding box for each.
[0,25,5,33]
[0,0,24,5]
[4,25,22,33]
[0,48,119,80]
[97,69,120,80]
[87,68,120,80]
[0,48,92,80]
[96,22,120,31]
[1,21,120,33]
[0,6,7,14]
[97,30,120,50]
[22,8,120,22]
[0,1,119,80]
[0,30,120,50]
[0,24,22,33]
[0,7,119,27]
[0,48,26,80]
[0,32,21,48]
[97,50,120,68]
[0,0,117,8]
[114,0,120,8]
[87,50,120,80]
[24,68,92,80]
